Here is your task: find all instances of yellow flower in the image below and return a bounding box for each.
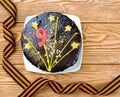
[65,25,72,32]
[48,15,55,22]
[25,43,31,50]
[32,21,38,30]
[71,42,80,49]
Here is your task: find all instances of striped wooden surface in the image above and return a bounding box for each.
[0,0,120,97]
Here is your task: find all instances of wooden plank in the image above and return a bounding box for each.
[0,65,120,96]
[0,84,119,97]
[0,0,120,22]
[1,65,120,84]
[0,23,120,65]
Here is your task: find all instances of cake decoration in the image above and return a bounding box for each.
[21,12,82,73]
[1,0,119,96]
[48,15,55,21]
[65,25,72,32]
[36,28,48,47]
[32,21,38,30]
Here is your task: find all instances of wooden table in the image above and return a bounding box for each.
[0,0,120,97]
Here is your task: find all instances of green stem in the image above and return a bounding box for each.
[43,44,50,66]
[50,17,59,66]
[23,34,48,69]
[51,32,78,67]
[52,48,74,68]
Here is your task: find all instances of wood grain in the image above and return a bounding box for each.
[0,0,120,97]
[0,84,119,97]
[0,0,120,22]
[0,65,120,97]
[0,23,120,65]
[0,65,120,84]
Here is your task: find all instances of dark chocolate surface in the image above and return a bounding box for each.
[21,12,81,72]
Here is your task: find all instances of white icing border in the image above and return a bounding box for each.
[22,13,83,74]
